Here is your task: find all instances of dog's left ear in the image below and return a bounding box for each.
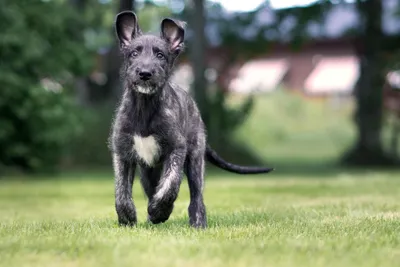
[161,18,185,53]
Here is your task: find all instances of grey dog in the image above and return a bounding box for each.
[108,11,274,228]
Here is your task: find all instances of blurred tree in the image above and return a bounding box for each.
[120,0,134,11]
[137,2,174,34]
[98,0,136,103]
[274,0,400,166]
[341,0,395,166]
[190,0,209,122]
[0,0,91,173]
[176,0,264,166]
[201,0,399,166]
[69,0,90,105]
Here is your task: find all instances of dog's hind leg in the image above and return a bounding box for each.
[139,166,162,201]
[139,166,163,222]
[147,146,186,224]
[113,154,137,226]
[185,147,207,228]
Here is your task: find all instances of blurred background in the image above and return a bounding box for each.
[1,0,400,177]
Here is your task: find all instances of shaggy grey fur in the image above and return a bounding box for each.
[108,11,274,228]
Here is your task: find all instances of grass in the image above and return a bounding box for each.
[1,170,400,267]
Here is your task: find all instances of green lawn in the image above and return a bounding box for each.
[1,170,399,267]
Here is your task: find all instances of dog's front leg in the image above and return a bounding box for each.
[113,153,137,226]
[147,145,186,224]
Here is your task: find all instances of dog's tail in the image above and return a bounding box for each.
[205,144,274,174]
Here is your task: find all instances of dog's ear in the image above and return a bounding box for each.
[115,11,141,47]
[161,18,185,53]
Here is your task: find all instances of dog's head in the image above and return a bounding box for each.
[115,11,185,95]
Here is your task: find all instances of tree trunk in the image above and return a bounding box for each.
[342,0,396,166]
[190,0,209,123]
[390,115,400,159]
[103,0,135,103]
[69,0,90,105]
[119,0,134,12]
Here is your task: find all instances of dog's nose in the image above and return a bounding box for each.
[139,70,152,81]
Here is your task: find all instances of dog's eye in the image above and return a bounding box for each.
[156,52,165,59]
[130,51,139,57]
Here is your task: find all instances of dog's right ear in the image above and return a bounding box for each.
[115,11,141,47]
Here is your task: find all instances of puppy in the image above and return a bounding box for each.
[109,11,274,228]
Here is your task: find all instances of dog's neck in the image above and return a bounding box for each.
[122,83,169,117]
[130,87,160,103]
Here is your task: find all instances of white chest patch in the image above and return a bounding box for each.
[132,135,160,166]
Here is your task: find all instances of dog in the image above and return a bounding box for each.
[108,11,274,228]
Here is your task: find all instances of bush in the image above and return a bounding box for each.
[199,86,271,166]
[0,0,91,173]
[0,85,83,173]
[66,103,115,169]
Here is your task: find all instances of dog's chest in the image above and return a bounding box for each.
[132,134,160,166]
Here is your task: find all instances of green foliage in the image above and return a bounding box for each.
[206,87,254,144]
[67,103,115,168]
[78,0,115,51]
[231,90,356,168]
[136,1,173,33]
[0,0,92,172]
[0,0,91,77]
[0,85,83,173]
[200,86,264,166]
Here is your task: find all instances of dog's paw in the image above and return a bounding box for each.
[188,201,207,229]
[116,201,137,226]
[147,200,174,224]
[189,220,207,229]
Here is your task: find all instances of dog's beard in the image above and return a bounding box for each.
[136,85,156,94]
[131,80,157,95]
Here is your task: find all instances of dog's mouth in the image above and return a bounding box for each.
[132,80,157,95]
